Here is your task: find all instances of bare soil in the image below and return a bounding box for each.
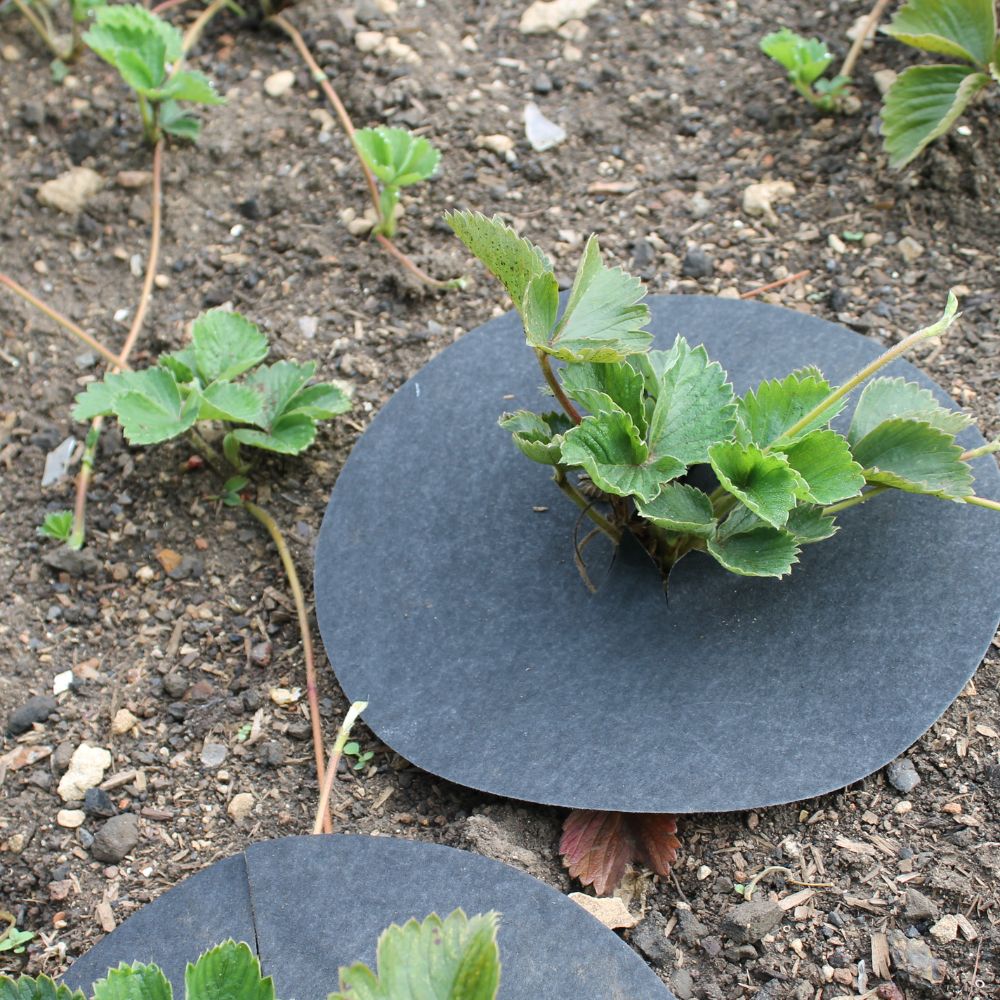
[1,2,998,998]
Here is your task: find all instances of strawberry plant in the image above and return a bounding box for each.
[0,913,501,1000]
[84,4,224,143]
[353,128,441,238]
[7,0,104,65]
[447,212,999,585]
[760,27,852,111]
[880,0,1000,167]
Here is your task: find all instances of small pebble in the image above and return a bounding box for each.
[264,70,296,98]
[57,809,86,829]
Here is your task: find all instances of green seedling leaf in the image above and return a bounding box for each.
[191,310,269,383]
[184,941,274,1000]
[882,0,996,66]
[243,360,317,428]
[521,271,560,348]
[560,410,685,502]
[73,371,141,421]
[330,910,501,1000]
[159,101,202,140]
[198,383,264,425]
[738,371,844,448]
[92,964,171,1000]
[647,336,736,466]
[0,977,85,1000]
[222,476,248,496]
[847,376,972,445]
[115,40,167,93]
[499,410,573,465]
[284,382,353,420]
[635,483,716,538]
[354,127,441,187]
[760,27,834,86]
[709,442,800,529]
[38,511,74,542]
[881,64,990,168]
[778,429,865,505]
[445,211,551,309]
[560,360,647,433]
[160,347,198,383]
[231,414,317,455]
[156,70,223,106]
[851,418,974,498]
[539,235,652,363]
[706,526,799,578]
[113,368,201,445]
[785,504,838,543]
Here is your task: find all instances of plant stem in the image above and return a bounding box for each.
[242,499,333,834]
[268,12,462,289]
[152,0,196,13]
[553,468,621,542]
[964,495,1000,513]
[0,273,123,368]
[774,294,960,449]
[311,700,367,835]
[181,0,230,55]
[961,439,1000,462]
[537,350,582,425]
[821,485,888,516]
[10,0,63,59]
[839,0,893,80]
[740,270,809,300]
[71,139,165,547]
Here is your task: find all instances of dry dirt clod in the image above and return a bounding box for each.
[57,744,112,801]
[228,792,255,823]
[720,899,784,943]
[36,167,104,215]
[519,0,600,34]
[567,892,638,929]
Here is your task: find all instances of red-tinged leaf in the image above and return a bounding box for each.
[559,809,681,895]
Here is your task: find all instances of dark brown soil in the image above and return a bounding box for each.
[1,2,998,998]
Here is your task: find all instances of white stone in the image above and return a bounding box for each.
[929,914,959,945]
[37,167,104,215]
[355,30,383,53]
[476,134,515,156]
[520,0,601,34]
[57,809,86,829]
[873,69,897,97]
[58,743,112,801]
[524,102,566,151]
[264,70,295,98]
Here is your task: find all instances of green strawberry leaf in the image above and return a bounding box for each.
[851,418,974,498]
[882,0,996,66]
[881,64,990,168]
[0,977,86,1000]
[198,383,265,424]
[540,235,651,363]
[191,310,269,383]
[560,410,685,502]
[635,483,716,537]
[354,128,441,187]
[499,410,573,465]
[521,271,560,348]
[445,211,551,309]
[737,371,843,448]
[231,414,317,455]
[706,527,799,578]
[73,371,140,421]
[37,510,74,542]
[159,101,202,140]
[709,442,800,529]
[160,347,198,383]
[330,910,501,1000]
[115,43,164,93]
[84,5,182,79]
[847,376,972,445]
[560,360,647,433]
[184,941,274,1000]
[243,360,316,428]
[647,336,736,466]
[92,964,171,1000]
[778,429,865,505]
[760,28,834,85]
[156,70,224,106]
[785,504,839,543]
[113,368,201,444]
[284,382,353,420]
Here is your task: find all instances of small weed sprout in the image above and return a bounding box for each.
[0,924,35,956]
[760,28,852,112]
[83,4,224,144]
[37,510,74,542]
[342,740,374,771]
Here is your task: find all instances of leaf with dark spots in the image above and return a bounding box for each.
[560,810,681,895]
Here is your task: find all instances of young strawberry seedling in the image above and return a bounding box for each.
[447,212,999,585]
[0,912,501,1000]
[84,3,224,143]
[880,0,1000,167]
[7,0,103,66]
[760,27,852,111]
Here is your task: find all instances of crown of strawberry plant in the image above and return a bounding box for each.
[446,211,999,584]
[0,910,501,1000]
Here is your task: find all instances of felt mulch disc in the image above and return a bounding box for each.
[314,296,1000,813]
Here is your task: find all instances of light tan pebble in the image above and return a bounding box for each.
[57,809,86,829]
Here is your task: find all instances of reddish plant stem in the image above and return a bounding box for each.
[537,351,582,425]
[0,274,123,368]
[151,0,196,14]
[268,13,460,288]
[312,701,367,835]
[740,270,809,300]
[243,501,333,834]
